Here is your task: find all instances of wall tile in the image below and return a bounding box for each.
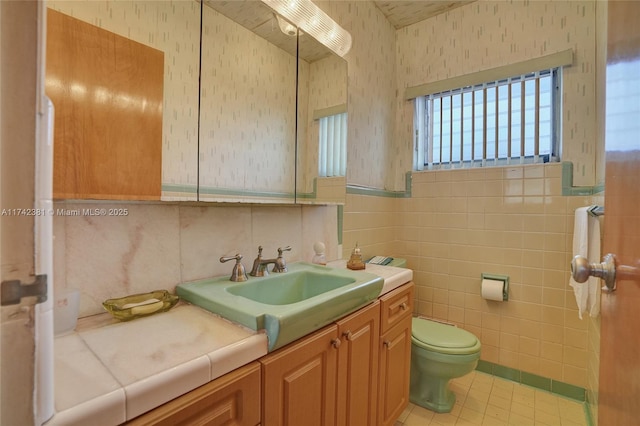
[539,359,564,382]
[56,202,182,317]
[56,202,337,318]
[179,205,252,283]
[541,341,564,363]
[361,164,600,390]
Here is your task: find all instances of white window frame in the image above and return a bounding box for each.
[414,68,562,171]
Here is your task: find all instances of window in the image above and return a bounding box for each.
[318,112,347,177]
[414,68,562,170]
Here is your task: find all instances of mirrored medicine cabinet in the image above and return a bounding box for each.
[46,0,347,205]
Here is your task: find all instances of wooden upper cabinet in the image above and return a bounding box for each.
[46,9,163,200]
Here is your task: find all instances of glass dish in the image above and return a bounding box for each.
[103,290,179,321]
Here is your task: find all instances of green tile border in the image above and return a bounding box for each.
[346,172,412,198]
[198,185,295,199]
[294,179,318,200]
[521,371,551,392]
[346,185,404,197]
[562,161,605,196]
[161,183,198,194]
[584,399,595,426]
[476,360,586,402]
[553,380,587,401]
[177,161,605,201]
[475,359,494,374]
[345,163,605,199]
[493,364,522,383]
[337,205,344,245]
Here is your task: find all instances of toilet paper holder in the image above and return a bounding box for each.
[481,273,509,301]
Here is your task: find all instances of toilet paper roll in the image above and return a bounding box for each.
[481,278,505,301]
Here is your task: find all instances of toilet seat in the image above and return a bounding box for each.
[412,318,481,355]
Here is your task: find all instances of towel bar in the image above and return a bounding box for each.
[587,205,604,217]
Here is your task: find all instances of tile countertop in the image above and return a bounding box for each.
[46,262,412,425]
[46,305,268,425]
[327,259,413,295]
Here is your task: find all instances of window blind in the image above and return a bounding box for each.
[318,112,347,177]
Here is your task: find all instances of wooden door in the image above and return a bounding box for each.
[599,1,640,424]
[261,325,339,426]
[0,1,47,424]
[335,301,380,426]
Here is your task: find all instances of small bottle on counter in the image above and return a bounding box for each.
[312,241,327,265]
[347,243,365,270]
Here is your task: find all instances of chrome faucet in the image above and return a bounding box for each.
[250,246,291,276]
[272,246,291,273]
[250,246,268,277]
[220,253,248,282]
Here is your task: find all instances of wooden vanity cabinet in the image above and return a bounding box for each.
[126,282,414,426]
[378,282,414,426]
[126,362,261,426]
[260,282,414,426]
[260,324,339,426]
[260,301,382,426]
[335,301,381,426]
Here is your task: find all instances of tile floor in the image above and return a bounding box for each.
[395,371,588,426]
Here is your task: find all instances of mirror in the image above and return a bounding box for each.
[199,1,298,203]
[47,0,346,204]
[296,37,348,205]
[47,0,201,201]
[204,1,348,205]
[203,1,348,205]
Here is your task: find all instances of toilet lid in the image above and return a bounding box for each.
[412,318,481,355]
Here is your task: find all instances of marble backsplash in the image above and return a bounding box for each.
[53,202,339,317]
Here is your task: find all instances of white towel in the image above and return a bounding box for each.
[569,207,601,319]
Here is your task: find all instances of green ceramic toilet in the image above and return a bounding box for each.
[410,317,481,413]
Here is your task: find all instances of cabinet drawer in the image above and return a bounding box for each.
[379,282,414,335]
[127,362,261,426]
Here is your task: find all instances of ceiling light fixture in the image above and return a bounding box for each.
[275,14,297,37]
[261,0,352,57]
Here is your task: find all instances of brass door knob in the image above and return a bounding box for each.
[571,254,616,291]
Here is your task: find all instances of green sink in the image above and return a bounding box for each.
[176,262,383,351]
[227,271,356,305]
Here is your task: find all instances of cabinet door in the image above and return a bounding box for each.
[46,9,164,200]
[335,301,380,426]
[378,314,412,426]
[261,325,339,426]
[127,362,261,426]
[198,4,297,203]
